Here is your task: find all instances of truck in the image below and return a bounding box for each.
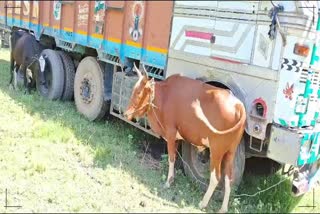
[1,0,320,198]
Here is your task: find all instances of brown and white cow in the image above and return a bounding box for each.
[124,64,246,213]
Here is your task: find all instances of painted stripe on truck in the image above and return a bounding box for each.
[0,15,168,69]
[108,37,121,44]
[147,46,168,54]
[77,30,87,35]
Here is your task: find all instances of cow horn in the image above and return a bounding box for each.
[142,64,149,78]
[40,27,45,37]
[133,62,142,78]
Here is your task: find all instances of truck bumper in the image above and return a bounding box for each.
[267,124,320,166]
[266,124,320,196]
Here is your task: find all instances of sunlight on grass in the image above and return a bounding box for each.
[0,48,319,213]
[0,48,9,60]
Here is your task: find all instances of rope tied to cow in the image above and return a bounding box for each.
[26,56,40,70]
[124,72,297,199]
[124,78,166,131]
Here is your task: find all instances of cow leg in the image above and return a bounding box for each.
[218,152,234,213]
[9,50,14,85]
[13,64,21,89]
[20,64,29,94]
[199,153,222,209]
[26,68,33,91]
[164,134,178,188]
[9,64,18,90]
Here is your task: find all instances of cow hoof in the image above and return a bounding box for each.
[217,208,227,213]
[24,90,31,95]
[198,201,207,210]
[163,176,174,189]
[163,182,171,189]
[8,84,14,90]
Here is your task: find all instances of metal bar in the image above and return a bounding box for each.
[110,111,160,138]
[60,1,75,5]
[4,6,22,9]
[5,2,7,27]
[106,6,124,11]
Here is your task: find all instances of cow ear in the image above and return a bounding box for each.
[146,78,155,89]
[133,62,142,78]
[150,77,155,85]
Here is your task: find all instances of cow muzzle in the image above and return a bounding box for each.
[123,109,134,121]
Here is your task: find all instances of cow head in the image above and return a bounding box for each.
[124,63,154,121]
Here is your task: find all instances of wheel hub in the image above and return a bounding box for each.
[80,78,93,104]
[191,147,210,180]
[198,149,210,164]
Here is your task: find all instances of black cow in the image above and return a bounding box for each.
[9,30,43,93]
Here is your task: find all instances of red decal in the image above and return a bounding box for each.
[283,83,294,100]
[211,56,242,64]
[185,30,213,40]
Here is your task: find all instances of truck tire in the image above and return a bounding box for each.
[181,138,245,199]
[36,49,65,100]
[57,51,75,101]
[74,57,108,121]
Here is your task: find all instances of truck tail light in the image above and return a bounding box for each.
[294,43,310,57]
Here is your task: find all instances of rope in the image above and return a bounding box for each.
[26,56,39,70]
[268,2,286,46]
[127,75,293,199]
[233,178,287,197]
[176,149,289,198]
[176,148,209,188]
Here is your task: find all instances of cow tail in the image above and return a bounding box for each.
[213,103,246,135]
[194,101,246,135]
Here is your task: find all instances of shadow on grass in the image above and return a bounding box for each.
[0,57,303,212]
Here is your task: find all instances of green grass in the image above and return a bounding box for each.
[0,48,319,213]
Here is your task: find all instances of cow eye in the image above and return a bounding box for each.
[138,90,144,97]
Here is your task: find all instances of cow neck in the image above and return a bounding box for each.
[147,82,165,133]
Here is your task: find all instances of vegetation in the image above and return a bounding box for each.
[0,48,319,213]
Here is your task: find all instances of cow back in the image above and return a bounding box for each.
[13,32,42,67]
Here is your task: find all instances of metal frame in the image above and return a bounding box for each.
[109,71,160,138]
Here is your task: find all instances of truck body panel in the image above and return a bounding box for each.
[0,1,173,71]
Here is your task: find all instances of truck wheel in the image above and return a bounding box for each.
[181,138,245,199]
[57,51,75,101]
[36,49,65,100]
[74,57,108,121]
